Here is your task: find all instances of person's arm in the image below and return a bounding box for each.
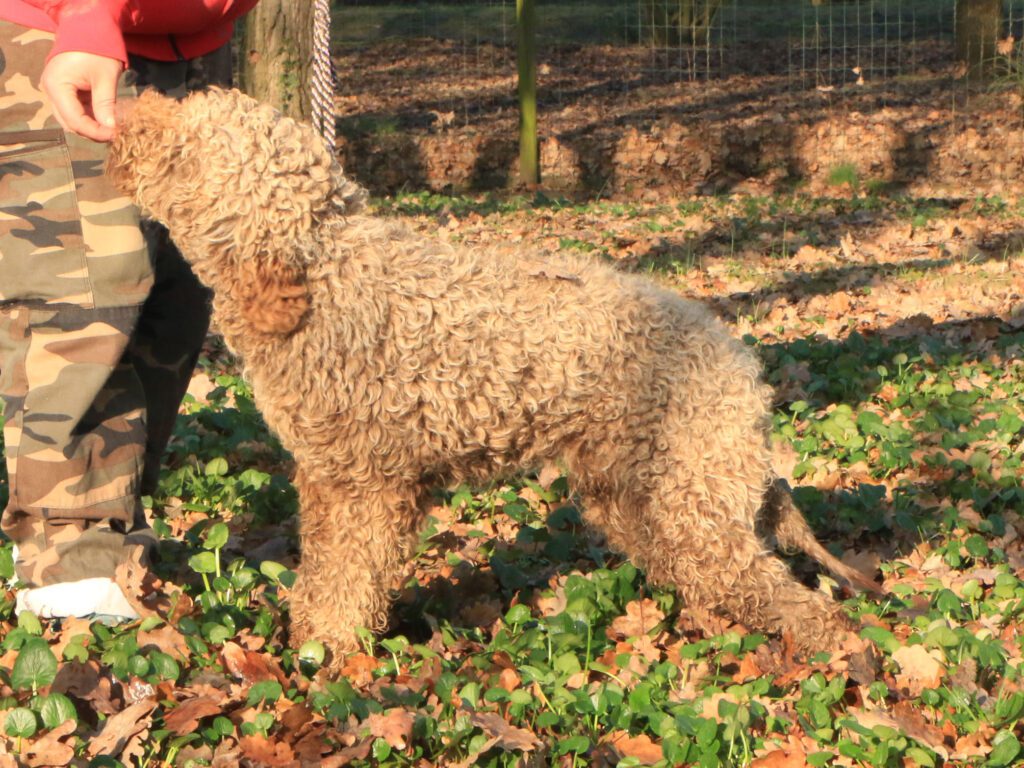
[34,0,138,141]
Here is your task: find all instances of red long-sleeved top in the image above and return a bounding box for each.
[0,0,258,64]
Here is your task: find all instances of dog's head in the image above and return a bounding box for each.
[107,88,367,334]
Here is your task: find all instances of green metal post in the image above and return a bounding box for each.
[517,0,539,185]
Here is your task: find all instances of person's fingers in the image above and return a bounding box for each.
[46,81,109,141]
[90,73,118,134]
[40,52,122,142]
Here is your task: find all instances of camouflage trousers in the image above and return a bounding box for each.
[0,21,231,587]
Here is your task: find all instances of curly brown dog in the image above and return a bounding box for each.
[107,88,875,659]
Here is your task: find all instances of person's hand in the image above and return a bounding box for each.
[41,51,124,142]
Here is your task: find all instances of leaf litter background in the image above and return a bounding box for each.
[3,38,1024,768]
[0,185,1023,766]
[335,37,1024,201]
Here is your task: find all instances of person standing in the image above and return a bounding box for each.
[0,0,258,618]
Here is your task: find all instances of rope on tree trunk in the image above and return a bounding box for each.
[311,0,336,153]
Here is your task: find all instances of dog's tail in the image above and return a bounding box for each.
[763,478,885,596]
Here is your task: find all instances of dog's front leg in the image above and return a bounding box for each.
[288,469,421,663]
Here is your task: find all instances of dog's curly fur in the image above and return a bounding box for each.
[108,88,873,658]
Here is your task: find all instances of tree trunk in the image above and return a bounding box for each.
[956,0,1003,80]
[238,1,314,120]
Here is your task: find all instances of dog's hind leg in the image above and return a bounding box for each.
[581,409,852,652]
[288,469,422,661]
[602,471,852,652]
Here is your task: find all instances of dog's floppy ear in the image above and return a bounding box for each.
[107,89,185,195]
[235,259,311,336]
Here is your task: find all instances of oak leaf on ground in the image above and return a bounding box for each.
[239,734,296,767]
[137,623,190,659]
[608,598,665,639]
[365,708,416,750]
[892,645,945,696]
[221,641,286,685]
[469,711,540,751]
[86,699,157,758]
[340,653,381,687]
[750,733,812,767]
[163,695,224,735]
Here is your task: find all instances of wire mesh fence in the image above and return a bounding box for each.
[628,0,1024,92]
[332,0,1024,197]
[336,1,1024,98]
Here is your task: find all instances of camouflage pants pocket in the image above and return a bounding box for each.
[0,304,146,517]
[0,20,153,311]
[0,131,93,306]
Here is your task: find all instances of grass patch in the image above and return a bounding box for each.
[1,188,1024,764]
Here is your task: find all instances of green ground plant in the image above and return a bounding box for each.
[0,190,1022,765]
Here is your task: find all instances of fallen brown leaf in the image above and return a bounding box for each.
[278,700,315,734]
[851,706,947,759]
[239,734,296,767]
[565,670,590,689]
[469,711,540,751]
[163,695,224,736]
[23,720,76,768]
[952,724,996,760]
[365,708,416,750]
[113,547,163,619]
[166,590,195,624]
[173,745,214,765]
[892,645,945,697]
[52,661,121,716]
[137,623,190,659]
[86,699,157,758]
[497,667,521,692]
[891,700,948,759]
[49,617,93,661]
[221,641,286,685]
[292,727,331,762]
[608,598,665,639]
[732,652,764,683]
[534,582,568,617]
[235,630,267,652]
[750,749,809,768]
[186,371,218,403]
[340,653,381,686]
[750,733,810,767]
[320,734,372,767]
[120,727,151,767]
[605,731,663,765]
